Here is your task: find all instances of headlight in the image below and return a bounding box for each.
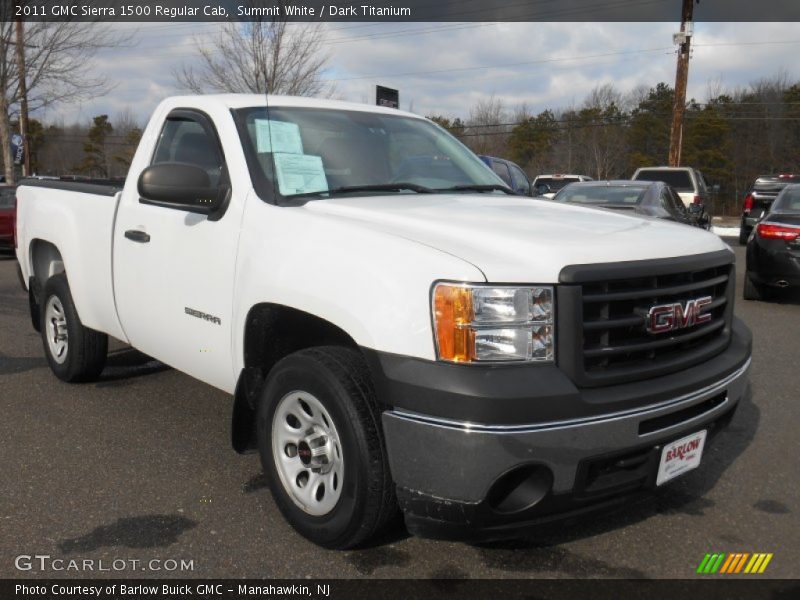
[432,283,555,363]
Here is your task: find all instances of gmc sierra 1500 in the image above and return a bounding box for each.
[15,95,752,549]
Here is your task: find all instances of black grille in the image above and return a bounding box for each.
[557,251,735,387]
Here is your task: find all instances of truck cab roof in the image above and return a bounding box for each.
[158,94,423,120]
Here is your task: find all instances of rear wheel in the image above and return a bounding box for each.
[738,225,749,245]
[257,346,396,549]
[40,274,108,382]
[742,271,765,301]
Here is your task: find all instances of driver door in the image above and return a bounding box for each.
[113,109,243,393]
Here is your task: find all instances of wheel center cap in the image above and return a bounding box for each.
[297,441,312,465]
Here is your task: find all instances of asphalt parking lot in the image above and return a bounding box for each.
[1,240,798,579]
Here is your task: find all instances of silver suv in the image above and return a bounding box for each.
[631,166,710,208]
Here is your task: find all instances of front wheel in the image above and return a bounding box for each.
[742,271,766,301]
[257,346,397,549]
[40,274,108,382]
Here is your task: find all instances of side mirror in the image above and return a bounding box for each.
[535,184,551,196]
[138,163,224,216]
[517,183,532,196]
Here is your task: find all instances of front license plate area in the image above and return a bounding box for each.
[656,429,707,486]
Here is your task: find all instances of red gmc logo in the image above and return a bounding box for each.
[646,296,713,334]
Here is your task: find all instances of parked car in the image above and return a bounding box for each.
[531,173,593,198]
[552,180,709,228]
[739,174,799,245]
[744,183,800,300]
[631,166,710,209]
[15,94,751,548]
[478,155,530,195]
[0,184,16,252]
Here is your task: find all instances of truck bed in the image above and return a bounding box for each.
[15,178,128,341]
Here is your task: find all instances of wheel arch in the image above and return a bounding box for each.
[26,239,66,332]
[29,238,66,282]
[231,303,362,453]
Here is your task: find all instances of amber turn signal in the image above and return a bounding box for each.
[433,284,475,362]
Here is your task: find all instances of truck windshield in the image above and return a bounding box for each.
[234,106,507,202]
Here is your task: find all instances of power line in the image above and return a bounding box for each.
[322,46,674,82]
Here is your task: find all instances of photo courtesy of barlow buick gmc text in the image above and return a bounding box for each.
[1,1,799,598]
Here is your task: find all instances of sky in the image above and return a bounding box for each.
[32,21,800,126]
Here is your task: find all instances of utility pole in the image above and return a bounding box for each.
[15,17,31,177]
[668,0,695,167]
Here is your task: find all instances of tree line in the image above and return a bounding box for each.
[429,73,800,216]
[12,71,800,217]
[12,111,142,180]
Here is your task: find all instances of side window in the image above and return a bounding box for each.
[509,165,530,194]
[491,160,512,186]
[152,115,224,187]
[695,170,708,193]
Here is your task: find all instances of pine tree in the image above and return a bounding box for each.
[77,115,113,178]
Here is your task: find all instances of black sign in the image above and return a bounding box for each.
[376,85,399,109]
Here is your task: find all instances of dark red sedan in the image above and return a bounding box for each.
[0,185,17,252]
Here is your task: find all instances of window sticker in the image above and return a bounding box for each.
[273,153,328,196]
[254,119,304,155]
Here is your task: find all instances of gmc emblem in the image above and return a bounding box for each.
[646,296,713,334]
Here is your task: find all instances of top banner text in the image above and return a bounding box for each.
[8,0,800,23]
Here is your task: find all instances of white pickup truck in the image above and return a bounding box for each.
[15,95,752,548]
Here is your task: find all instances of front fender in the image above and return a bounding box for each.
[231,197,485,377]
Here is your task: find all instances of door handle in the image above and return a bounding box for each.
[124,229,151,243]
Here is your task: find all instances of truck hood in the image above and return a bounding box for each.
[304,194,730,282]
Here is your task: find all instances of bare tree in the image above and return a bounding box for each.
[576,84,628,179]
[464,95,508,156]
[176,3,332,97]
[624,84,651,112]
[0,3,124,183]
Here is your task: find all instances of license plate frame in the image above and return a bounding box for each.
[656,429,707,486]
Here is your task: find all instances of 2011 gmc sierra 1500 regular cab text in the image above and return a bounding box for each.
[15,95,752,549]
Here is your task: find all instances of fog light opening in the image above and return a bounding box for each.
[486,465,553,514]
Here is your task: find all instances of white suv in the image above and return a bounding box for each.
[532,174,593,198]
[632,166,710,208]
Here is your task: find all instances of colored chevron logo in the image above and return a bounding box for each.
[696,552,773,574]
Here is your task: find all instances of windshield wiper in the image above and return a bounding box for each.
[287,183,435,199]
[437,184,515,194]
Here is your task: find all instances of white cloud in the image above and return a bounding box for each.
[38,21,800,126]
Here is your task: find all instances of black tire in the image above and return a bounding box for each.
[738,226,749,245]
[40,273,108,382]
[257,346,397,549]
[742,272,765,302]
